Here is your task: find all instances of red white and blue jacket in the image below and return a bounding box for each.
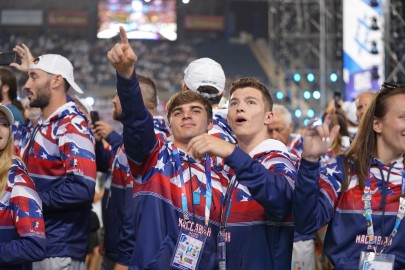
[21,102,96,261]
[98,139,135,266]
[223,139,298,270]
[0,158,46,270]
[294,156,405,269]
[117,71,234,269]
[98,117,169,266]
[210,108,237,144]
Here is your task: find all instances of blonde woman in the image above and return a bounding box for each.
[0,104,45,269]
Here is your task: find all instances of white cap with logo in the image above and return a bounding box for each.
[0,104,14,125]
[183,58,225,98]
[29,54,84,94]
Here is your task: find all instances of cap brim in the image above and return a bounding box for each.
[67,79,84,94]
[0,105,15,125]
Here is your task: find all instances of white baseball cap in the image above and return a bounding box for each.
[29,54,84,94]
[74,95,92,114]
[183,58,226,98]
[0,104,14,125]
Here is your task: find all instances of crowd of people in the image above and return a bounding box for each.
[1,33,196,95]
[1,26,404,270]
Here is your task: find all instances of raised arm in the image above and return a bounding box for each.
[293,112,341,234]
[107,27,156,164]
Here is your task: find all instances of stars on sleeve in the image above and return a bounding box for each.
[40,152,48,160]
[72,146,80,155]
[326,165,338,176]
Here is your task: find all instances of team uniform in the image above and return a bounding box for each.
[210,108,237,144]
[99,118,169,268]
[295,156,405,269]
[116,71,233,269]
[21,102,96,262]
[223,139,298,269]
[0,158,46,270]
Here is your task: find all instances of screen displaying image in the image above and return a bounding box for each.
[98,0,177,40]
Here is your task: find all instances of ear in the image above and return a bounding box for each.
[373,116,382,134]
[207,120,213,131]
[51,75,64,89]
[181,82,187,92]
[264,111,273,125]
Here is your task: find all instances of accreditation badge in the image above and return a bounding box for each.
[171,228,207,270]
[358,251,395,270]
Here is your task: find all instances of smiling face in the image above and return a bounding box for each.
[0,112,10,151]
[373,93,405,161]
[227,87,273,147]
[169,101,213,149]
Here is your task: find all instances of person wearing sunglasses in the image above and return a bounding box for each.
[294,83,405,269]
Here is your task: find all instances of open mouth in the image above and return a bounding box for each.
[235,116,247,123]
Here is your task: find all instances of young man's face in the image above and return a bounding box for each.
[169,101,212,145]
[227,87,272,140]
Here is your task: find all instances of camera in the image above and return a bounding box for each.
[0,51,16,66]
[90,111,100,126]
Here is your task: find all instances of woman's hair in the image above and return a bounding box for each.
[323,109,350,156]
[0,67,25,119]
[342,85,405,190]
[0,126,14,195]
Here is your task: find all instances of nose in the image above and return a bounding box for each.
[182,109,192,119]
[236,105,245,113]
[23,78,32,92]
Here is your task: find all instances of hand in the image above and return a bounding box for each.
[187,134,235,161]
[90,123,102,142]
[93,121,114,139]
[107,26,137,79]
[302,111,340,162]
[11,43,35,72]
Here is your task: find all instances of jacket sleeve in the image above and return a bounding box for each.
[116,181,136,266]
[0,162,46,264]
[39,119,96,209]
[116,69,157,167]
[95,131,123,173]
[95,141,111,173]
[224,147,296,220]
[293,158,342,235]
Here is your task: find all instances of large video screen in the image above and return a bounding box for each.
[343,0,385,100]
[98,0,177,41]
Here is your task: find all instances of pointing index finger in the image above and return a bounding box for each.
[119,26,129,44]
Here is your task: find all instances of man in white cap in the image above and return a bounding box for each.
[183,57,237,144]
[21,54,96,270]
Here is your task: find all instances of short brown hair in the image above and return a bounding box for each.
[229,77,273,111]
[137,74,157,110]
[166,91,212,123]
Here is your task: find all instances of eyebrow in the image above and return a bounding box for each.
[173,104,204,111]
[230,96,260,102]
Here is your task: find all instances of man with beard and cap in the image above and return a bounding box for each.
[20,54,96,270]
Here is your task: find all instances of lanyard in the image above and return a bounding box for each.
[172,146,212,230]
[219,176,237,232]
[363,168,405,253]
